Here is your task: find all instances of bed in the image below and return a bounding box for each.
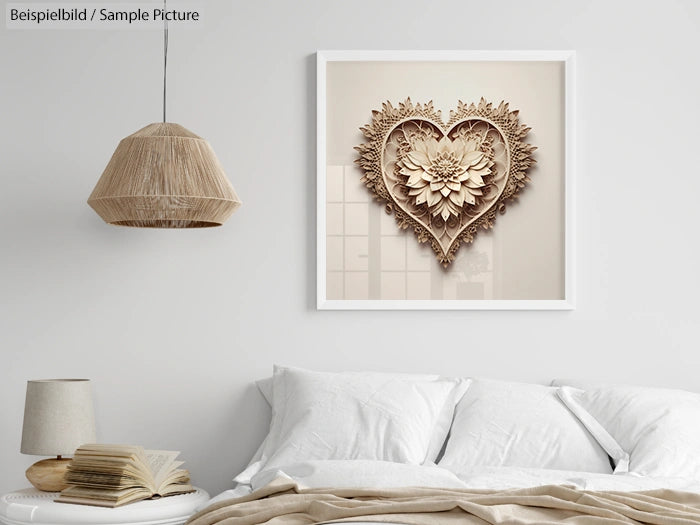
[188,366,700,525]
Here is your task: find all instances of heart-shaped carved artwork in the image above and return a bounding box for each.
[355,98,536,267]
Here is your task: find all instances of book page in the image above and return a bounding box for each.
[74,444,144,458]
[145,449,180,491]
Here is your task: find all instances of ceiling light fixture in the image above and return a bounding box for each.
[88,1,240,228]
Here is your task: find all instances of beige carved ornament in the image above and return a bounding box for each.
[355,98,536,267]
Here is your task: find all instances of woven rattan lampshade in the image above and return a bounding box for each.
[88,122,241,228]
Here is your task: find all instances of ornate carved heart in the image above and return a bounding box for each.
[355,98,536,267]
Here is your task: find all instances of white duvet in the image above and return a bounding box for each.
[205,459,700,524]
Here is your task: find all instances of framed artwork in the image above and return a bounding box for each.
[317,50,575,310]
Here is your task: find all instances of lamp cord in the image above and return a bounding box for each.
[163,0,168,123]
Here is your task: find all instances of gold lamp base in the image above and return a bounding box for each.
[25,457,71,492]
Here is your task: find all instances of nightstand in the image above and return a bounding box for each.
[0,488,210,525]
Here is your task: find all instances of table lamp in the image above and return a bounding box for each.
[20,379,96,492]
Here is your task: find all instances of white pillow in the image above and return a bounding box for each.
[439,379,612,473]
[557,385,700,478]
[254,366,468,476]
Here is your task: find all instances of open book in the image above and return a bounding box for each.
[55,444,194,507]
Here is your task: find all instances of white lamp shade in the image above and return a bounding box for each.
[21,379,96,457]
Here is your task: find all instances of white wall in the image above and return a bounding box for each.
[1,0,699,497]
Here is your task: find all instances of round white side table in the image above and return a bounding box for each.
[0,488,210,525]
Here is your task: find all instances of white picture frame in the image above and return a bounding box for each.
[317,50,576,310]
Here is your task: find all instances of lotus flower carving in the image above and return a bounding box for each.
[399,136,493,221]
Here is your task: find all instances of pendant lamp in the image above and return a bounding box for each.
[88,4,240,228]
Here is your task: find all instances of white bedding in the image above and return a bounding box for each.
[209,372,700,524]
[207,460,467,506]
[205,460,700,524]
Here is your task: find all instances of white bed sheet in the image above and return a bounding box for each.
[205,460,700,524]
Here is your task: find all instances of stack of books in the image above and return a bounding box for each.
[56,444,194,507]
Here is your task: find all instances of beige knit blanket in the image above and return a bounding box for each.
[187,478,700,525]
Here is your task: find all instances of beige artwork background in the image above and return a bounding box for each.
[325,60,565,301]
